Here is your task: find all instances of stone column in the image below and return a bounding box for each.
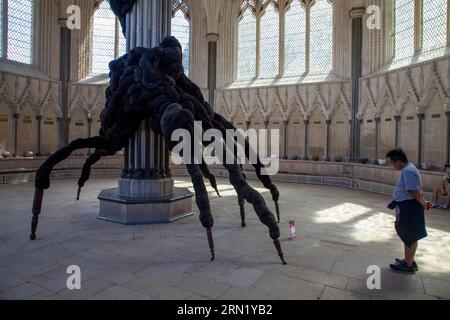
[417,113,425,166]
[207,34,218,107]
[98,0,193,225]
[374,117,380,163]
[12,113,19,157]
[283,120,288,160]
[58,20,71,147]
[349,8,364,162]
[358,118,364,160]
[87,118,93,156]
[325,119,331,162]
[446,112,450,164]
[36,115,42,156]
[394,115,401,148]
[303,119,309,160]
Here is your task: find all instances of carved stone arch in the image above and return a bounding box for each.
[172,0,191,20]
[420,71,448,112]
[289,97,307,120]
[40,87,62,119]
[397,73,420,113]
[329,89,351,120]
[0,76,15,109]
[377,78,395,117]
[260,0,281,16]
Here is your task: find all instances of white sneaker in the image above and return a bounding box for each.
[440,204,449,210]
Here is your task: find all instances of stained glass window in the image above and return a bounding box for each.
[7,0,34,64]
[309,0,333,74]
[422,0,448,52]
[237,8,257,79]
[259,2,279,78]
[284,0,306,76]
[171,9,190,77]
[91,0,126,74]
[394,0,415,60]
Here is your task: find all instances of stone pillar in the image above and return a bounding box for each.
[374,117,380,163]
[283,120,288,160]
[207,34,218,107]
[98,0,193,225]
[58,20,71,147]
[358,118,364,160]
[417,113,425,166]
[36,115,42,156]
[87,118,93,156]
[446,112,450,164]
[325,119,331,162]
[303,119,309,160]
[349,8,364,162]
[12,113,19,157]
[394,115,401,148]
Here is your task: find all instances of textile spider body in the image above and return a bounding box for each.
[30,37,287,265]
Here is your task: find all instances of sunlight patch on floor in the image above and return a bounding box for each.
[314,203,372,224]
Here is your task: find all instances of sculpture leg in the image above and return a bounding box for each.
[77,149,111,200]
[199,162,221,197]
[238,193,246,228]
[30,136,115,241]
[161,104,215,261]
[213,114,281,223]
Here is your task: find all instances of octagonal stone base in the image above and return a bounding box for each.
[98,187,194,225]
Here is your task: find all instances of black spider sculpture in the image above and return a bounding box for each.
[30,36,287,265]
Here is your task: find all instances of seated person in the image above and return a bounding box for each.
[431,165,450,209]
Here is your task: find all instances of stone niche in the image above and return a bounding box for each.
[287,108,305,159]
[0,106,12,153]
[17,104,36,155]
[379,103,395,160]
[400,98,419,164]
[41,103,60,155]
[308,107,326,159]
[330,104,349,160]
[268,110,284,159]
[360,106,376,161]
[423,93,446,167]
[69,107,89,156]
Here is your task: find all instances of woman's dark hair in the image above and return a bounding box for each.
[386,148,409,163]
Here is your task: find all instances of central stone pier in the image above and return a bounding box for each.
[98,0,193,225]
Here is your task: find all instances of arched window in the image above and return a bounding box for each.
[237,7,257,79]
[171,2,190,77]
[260,1,279,78]
[393,0,415,60]
[422,0,448,53]
[309,0,333,74]
[91,0,126,74]
[284,0,306,76]
[1,0,35,64]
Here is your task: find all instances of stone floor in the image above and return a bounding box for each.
[1,177,450,300]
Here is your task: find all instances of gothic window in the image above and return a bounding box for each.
[309,0,333,74]
[236,0,334,81]
[171,1,190,77]
[393,0,415,60]
[91,0,126,74]
[237,7,257,79]
[260,1,279,78]
[1,0,35,64]
[284,0,306,76]
[422,0,448,53]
